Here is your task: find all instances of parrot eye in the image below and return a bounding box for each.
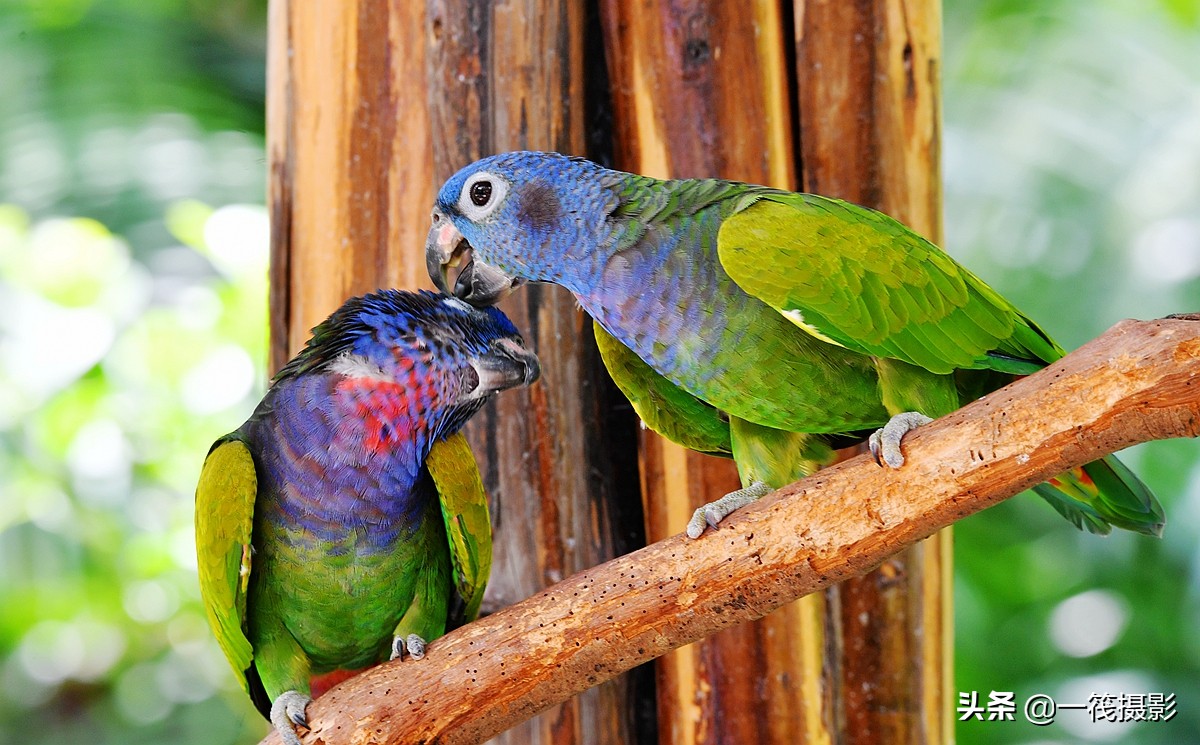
[457,171,508,222]
[470,180,492,206]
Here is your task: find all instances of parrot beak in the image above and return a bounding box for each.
[466,336,540,399]
[426,208,463,296]
[453,259,524,307]
[426,208,524,307]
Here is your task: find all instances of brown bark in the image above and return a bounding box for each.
[598,0,826,739]
[600,0,945,741]
[267,0,436,371]
[794,2,949,742]
[423,2,652,741]
[258,315,1200,745]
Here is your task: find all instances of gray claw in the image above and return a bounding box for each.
[869,411,933,469]
[390,633,428,661]
[686,481,772,538]
[406,633,426,660]
[270,690,312,745]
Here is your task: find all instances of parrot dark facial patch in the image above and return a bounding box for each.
[517,181,561,231]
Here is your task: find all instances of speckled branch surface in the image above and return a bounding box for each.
[261,316,1200,745]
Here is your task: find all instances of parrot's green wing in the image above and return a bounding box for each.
[194,435,256,692]
[593,320,732,457]
[717,194,1064,375]
[716,193,1165,537]
[426,432,492,624]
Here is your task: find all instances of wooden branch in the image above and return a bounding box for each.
[261,318,1200,745]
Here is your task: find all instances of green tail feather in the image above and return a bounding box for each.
[1032,455,1165,537]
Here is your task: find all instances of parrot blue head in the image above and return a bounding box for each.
[278,289,540,440]
[427,151,621,305]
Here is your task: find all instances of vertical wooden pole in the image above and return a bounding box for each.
[269,0,947,741]
[425,3,650,743]
[269,1,651,744]
[601,0,950,743]
[795,2,950,743]
[267,0,435,368]
[600,3,832,744]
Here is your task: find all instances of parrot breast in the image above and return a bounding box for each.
[242,370,452,671]
[248,372,437,550]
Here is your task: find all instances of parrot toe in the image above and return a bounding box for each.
[686,481,772,538]
[270,690,312,745]
[390,633,428,661]
[406,633,427,659]
[868,411,933,468]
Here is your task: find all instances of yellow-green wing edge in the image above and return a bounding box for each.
[718,195,1062,374]
[194,436,256,692]
[426,432,492,623]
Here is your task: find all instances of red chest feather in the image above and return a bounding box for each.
[333,375,441,454]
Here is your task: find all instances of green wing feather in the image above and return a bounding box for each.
[714,191,1165,536]
[717,194,1064,375]
[593,320,732,457]
[597,178,888,435]
[195,435,257,692]
[426,432,492,624]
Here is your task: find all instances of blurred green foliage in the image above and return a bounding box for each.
[0,2,269,744]
[0,1,1196,744]
[945,0,1200,742]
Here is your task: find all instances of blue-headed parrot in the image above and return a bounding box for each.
[424,151,1163,539]
[195,289,539,744]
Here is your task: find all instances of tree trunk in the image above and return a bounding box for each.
[599,2,829,742]
[267,1,651,743]
[795,2,950,743]
[267,0,437,368]
[600,0,947,742]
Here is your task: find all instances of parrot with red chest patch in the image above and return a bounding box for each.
[425,150,1164,539]
[195,289,539,745]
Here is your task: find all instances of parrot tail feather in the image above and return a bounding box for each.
[1032,455,1164,537]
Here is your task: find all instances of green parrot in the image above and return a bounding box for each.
[195,289,539,745]
[424,151,1164,539]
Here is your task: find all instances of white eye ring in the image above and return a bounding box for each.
[457,171,509,222]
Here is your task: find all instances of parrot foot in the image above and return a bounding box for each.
[686,481,772,539]
[390,633,427,661]
[270,690,311,745]
[868,411,933,468]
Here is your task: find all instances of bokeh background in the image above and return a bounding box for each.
[0,1,1196,744]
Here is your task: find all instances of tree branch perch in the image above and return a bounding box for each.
[263,316,1200,745]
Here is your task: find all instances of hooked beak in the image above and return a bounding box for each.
[467,336,541,399]
[426,208,525,307]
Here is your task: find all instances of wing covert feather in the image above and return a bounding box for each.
[593,321,732,457]
[718,194,1063,374]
